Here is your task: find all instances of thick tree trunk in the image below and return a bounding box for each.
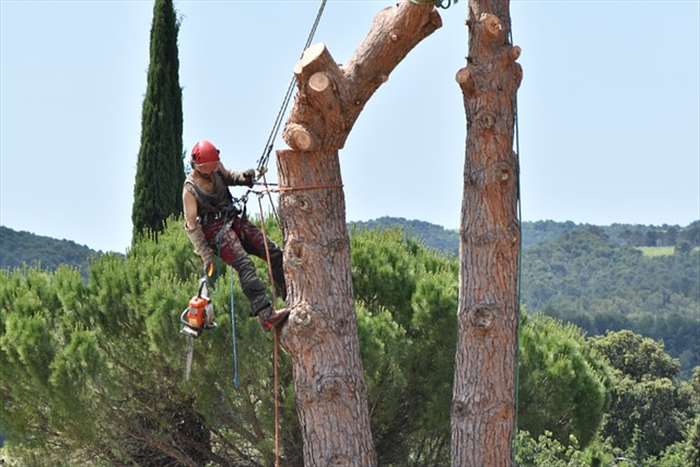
[450,1,522,466]
[276,2,442,466]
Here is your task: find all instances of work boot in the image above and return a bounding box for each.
[231,256,270,315]
[268,247,287,301]
[256,305,290,331]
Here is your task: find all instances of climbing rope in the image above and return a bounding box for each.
[256,0,328,172]
[213,229,241,389]
[229,271,241,389]
[508,26,523,466]
[253,0,328,234]
[256,195,282,467]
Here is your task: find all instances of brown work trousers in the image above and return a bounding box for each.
[202,216,285,315]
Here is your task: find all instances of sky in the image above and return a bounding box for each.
[1,0,699,253]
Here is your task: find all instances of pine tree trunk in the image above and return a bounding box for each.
[450,1,522,466]
[276,2,442,465]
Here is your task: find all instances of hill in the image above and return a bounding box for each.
[351,217,460,254]
[0,226,100,276]
[351,217,700,253]
[521,227,700,374]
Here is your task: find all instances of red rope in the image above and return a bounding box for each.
[256,195,281,467]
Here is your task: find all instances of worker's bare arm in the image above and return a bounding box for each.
[183,188,199,230]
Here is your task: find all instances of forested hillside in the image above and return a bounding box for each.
[352,217,700,252]
[354,217,700,374]
[522,227,700,374]
[0,226,99,276]
[351,217,460,254]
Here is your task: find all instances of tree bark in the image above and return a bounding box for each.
[451,1,522,466]
[275,2,442,466]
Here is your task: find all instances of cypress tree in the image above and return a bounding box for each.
[132,0,184,239]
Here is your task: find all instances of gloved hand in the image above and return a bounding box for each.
[243,169,256,188]
[184,222,216,275]
[203,259,215,278]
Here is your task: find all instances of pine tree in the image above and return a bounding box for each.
[132,0,184,239]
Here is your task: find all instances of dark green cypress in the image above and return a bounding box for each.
[132,0,184,239]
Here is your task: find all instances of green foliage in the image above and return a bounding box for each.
[591,330,680,381]
[351,216,460,255]
[353,218,700,254]
[518,314,611,447]
[3,219,696,465]
[592,331,695,459]
[647,440,694,467]
[0,218,280,465]
[351,228,457,466]
[514,430,621,467]
[687,415,700,467]
[131,0,185,238]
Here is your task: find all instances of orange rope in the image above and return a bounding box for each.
[256,195,281,467]
[266,183,343,193]
[273,328,281,467]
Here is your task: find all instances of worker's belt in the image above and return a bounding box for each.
[200,206,239,225]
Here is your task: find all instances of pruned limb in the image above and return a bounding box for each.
[283,123,319,152]
[343,1,443,132]
[285,44,348,151]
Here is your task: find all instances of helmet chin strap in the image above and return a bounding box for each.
[194,168,213,181]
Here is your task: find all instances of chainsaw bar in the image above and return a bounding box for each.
[184,335,194,381]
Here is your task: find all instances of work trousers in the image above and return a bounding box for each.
[202,216,286,315]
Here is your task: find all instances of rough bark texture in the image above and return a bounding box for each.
[451,0,522,466]
[276,2,442,466]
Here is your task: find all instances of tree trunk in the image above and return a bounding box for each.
[276,2,442,465]
[450,0,522,466]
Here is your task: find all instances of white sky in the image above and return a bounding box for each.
[1,0,699,253]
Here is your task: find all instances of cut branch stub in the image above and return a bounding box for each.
[294,43,345,87]
[480,13,504,41]
[284,123,319,152]
[308,71,330,93]
[285,43,348,151]
[306,71,346,149]
[456,67,476,97]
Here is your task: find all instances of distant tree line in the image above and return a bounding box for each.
[352,217,700,253]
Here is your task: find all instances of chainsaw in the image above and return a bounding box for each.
[180,276,217,338]
[180,276,218,381]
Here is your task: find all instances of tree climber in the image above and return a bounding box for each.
[183,139,289,330]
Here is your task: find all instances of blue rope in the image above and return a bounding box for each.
[215,239,241,390]
[230,269,240,389]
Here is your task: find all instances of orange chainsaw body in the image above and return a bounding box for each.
[186,295,210,330]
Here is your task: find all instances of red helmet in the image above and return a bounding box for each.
[191,140,220,174]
